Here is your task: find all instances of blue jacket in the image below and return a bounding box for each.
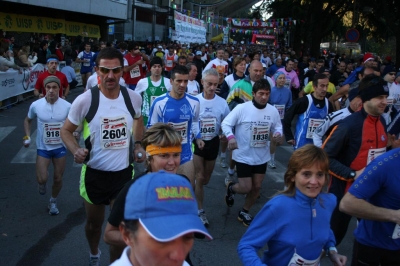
[237,189,336,266]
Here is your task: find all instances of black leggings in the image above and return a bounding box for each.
[351,240,400,266]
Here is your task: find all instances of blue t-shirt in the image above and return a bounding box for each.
[147,92,200,164]
[269,86,293,109]
[348,148,400,250]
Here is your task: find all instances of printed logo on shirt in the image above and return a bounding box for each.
[205,107,212,112]
[150,87,156,95]
[180,104,190,115]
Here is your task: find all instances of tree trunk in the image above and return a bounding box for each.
[395,28,400,70]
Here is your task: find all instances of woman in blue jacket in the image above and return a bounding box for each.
[237,144,347,266]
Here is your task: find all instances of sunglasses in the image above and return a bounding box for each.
[98,66,122,74]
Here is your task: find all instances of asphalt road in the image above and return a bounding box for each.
[0,87,356,266]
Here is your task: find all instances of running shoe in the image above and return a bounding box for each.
[224,172,234,187]
[38,183,46,195]
[225,182,235,207]
[238,211,253,227]
[198,211,209,227]
[48,201,59,215]
[220,157,227,168]
[89,250,101,266]
[268,160,276,169]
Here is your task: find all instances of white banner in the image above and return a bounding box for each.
[173,11,206,44]
[0,64,45,101]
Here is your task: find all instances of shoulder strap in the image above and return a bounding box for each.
[120,86,136,119]
[85,86,100,123]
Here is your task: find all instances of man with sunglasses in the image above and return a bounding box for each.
[323,75,393,247]
[123,42,146,90]
[61,47,145,266]
[34,56,69,99]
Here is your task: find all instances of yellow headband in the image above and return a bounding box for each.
[146,144,182,156]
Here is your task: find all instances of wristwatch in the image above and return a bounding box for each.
[349,170,356,179]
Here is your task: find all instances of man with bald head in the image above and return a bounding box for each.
[226,60,264,110]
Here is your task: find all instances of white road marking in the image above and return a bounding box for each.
[0,126,16,143]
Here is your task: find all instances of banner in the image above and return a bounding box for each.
[173,11,206,44]
[0,13,100,38]
[231,19,274,28]
[0,64,45,101]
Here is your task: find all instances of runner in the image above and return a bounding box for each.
[104,123,182,262]
[194,69,230,227]
[34,56,69,99]
[268,71,292,168]
[23,76,71,215]
[123,42,145,90]
[75,42,95,89]
[135,57,171,126]
[238,145,347,266]
[222,79,283,226]
[110,171,212,266]
[60,47,145,266]
[283,73,334,150]
[147,65,203,188]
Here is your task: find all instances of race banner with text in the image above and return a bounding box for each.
[0,13,101,38]
[173,11,206,44]
[0,64,45,101]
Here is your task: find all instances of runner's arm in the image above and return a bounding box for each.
[60,118,80,154]
[282,96,308,142]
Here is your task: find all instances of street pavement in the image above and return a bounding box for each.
[0,87,356,266]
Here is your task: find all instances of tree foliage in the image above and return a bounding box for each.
[253,0,399,66]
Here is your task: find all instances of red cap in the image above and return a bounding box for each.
[363,53,374,63]
[385,55,392,61]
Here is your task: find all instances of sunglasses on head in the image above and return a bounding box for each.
[98,66,122,74]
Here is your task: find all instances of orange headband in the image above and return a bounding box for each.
[146,144,182,156]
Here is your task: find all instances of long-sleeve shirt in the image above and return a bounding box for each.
[238,189,337,266]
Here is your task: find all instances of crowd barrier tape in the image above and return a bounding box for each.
[0,62,83,101]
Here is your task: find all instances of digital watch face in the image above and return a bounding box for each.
[186,0,228,6]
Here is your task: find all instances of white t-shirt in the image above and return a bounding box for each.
[27,98,71,150]
[221,101,282,165]
[85,72,126,92]
[196,93,230,140]
[68,89,142,171]
[389,82,400,111]
[135,76,172,94]
[110,246,190,266]
[187,80,200,96]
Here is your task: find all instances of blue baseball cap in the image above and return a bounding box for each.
[124,171,212,242]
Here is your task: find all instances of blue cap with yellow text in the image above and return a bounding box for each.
[124,171,212,241]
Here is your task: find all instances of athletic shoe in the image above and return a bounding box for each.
[48,201,59,215]
[38,183,46,195]
[268,160,276,169]
[198,211,209,227]
[225,182,235,207]
[224,172,234,187]
[220,157,227,168]
[89,250,101,266]
[238,211,253,227]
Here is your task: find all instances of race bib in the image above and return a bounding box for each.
[250,125,270,147]
[306,119,324,139]
[275,104,285,119]
[367,147,386,165]
[130,66,141,78]
[200,117,217,141]
[150,95,157,106]
[288,252,320,266]
[216,65,226,74]
[100,116,129,150]
[392,224,400,239]
[43,122,63,144]
[83,59,90,67]
[285,77,292,88]
[166,60,173,67]
[168,121,188,144]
